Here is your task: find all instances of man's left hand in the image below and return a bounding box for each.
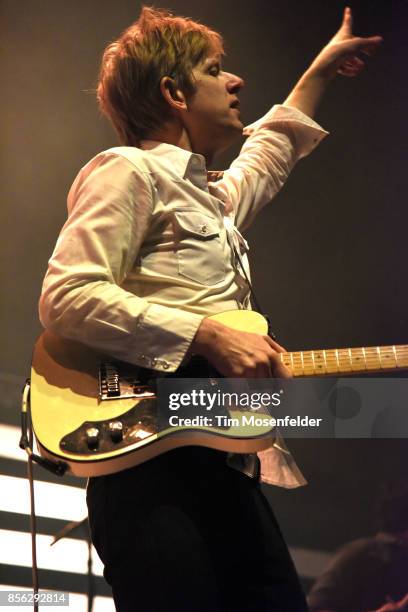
[309,7,383,81]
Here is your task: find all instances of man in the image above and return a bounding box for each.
[39,6,382,611]
[308,481,408,612]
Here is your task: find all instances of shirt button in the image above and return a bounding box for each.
[200,224,208,234]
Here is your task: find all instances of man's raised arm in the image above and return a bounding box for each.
[284,7,383,117]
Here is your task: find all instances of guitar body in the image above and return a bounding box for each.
[30,310,273,477]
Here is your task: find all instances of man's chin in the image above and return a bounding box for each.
[224,116,244,136]
[226,120,245,142]
[214,126,244,157]
[231,114,244,131]
[198,122,244,162]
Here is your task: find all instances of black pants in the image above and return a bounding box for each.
[87,447,308,612]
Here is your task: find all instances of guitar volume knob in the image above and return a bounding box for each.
[108,421,123,442]
[86,427,100,450]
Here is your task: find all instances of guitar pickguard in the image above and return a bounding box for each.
[60,397,157,455]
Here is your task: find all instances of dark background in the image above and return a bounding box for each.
[1,0,407,597]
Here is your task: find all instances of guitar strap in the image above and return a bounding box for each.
[231,242,278,341]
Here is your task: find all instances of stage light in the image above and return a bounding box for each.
[0,475,86,521]
[0,529,103,575]
[0,424,28,462]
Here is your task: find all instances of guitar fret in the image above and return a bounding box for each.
[364,347,381,370]
[350,347,366,372]
[312,351,317,374]
[337,349,352,372]
[348,348,353,371]
[302,351,315,376]
[313,350,326,374]
[281,353,292,370]
[377,346,382,369]
[379,346,396,369]
[291,352,304,376]
[311,350,316,375]
[396,346,408,367]
[325,349,339,374]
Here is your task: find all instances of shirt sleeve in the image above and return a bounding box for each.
[214,104,329,231]
[39,152,203,372]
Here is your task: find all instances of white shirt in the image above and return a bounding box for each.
[39,104,328,487]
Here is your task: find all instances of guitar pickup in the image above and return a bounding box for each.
[99,361,156,401]
[99,362,121,398]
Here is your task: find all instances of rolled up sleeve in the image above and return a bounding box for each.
[215,104,329,231]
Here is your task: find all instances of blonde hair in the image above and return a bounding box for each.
[97,6,224,145]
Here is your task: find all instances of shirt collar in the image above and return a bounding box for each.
[140,140,208,190]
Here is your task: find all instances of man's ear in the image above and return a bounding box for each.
[160,76,187,111]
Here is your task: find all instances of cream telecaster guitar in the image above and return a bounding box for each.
[29,310,408,477]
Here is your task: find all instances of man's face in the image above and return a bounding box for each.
[182,53,245,161]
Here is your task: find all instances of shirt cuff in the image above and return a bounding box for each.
[243,104,329,159]
[132,304,204,372]
[258,431,308,488]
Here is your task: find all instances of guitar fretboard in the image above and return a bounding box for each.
[280,345,408,377]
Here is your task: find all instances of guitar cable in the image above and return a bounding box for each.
[19,385,67,476]
[20,381,39,612]
[19,380,67,612]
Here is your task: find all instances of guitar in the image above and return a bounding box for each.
[29,310,408,477]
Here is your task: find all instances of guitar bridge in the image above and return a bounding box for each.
[99,361,155,401]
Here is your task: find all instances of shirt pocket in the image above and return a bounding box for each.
[173,210,226,285]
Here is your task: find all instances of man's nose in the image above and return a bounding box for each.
[223,71,245,93]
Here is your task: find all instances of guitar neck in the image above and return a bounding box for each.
[280,345,408,377]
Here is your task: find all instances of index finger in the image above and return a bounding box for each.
[263,335,286,353]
